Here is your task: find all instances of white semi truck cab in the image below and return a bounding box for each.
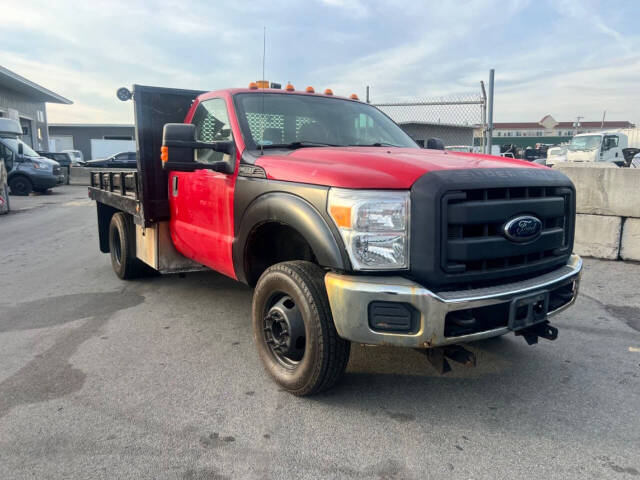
[565,131,627,164]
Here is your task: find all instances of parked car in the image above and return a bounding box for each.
[88,84,582,395]
[0,119,64,195]
[63,149,86,166]
[85,151,137,168]
[38,151,73,184]
[523,148,544,161]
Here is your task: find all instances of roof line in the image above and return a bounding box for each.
[0,65,73,104]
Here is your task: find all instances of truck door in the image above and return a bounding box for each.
[601,135,620,162]
[168,97,237,278]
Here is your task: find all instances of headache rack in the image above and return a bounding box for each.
[87,84,205,226]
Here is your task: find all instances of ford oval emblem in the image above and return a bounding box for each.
[503,215,543,243]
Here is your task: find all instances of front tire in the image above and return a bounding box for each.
[252,261,350,396]
[9,176,32,196]
[108,212,143,280]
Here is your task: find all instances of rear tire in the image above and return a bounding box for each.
[252,261,350,396]
[9,176,32,196]
[109,212,143,280]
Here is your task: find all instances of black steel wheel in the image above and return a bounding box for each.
[263,294,306,368]
[9,176,32,196]
[252,261,351,396]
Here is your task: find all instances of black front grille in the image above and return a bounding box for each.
[53,166,61,175]
[442,186,572,276]
[409,168,576,288]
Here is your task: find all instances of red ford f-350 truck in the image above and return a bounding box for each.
[89,84,582,395]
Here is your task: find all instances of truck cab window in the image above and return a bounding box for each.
[603,136,618,150]
[192,99,233,165]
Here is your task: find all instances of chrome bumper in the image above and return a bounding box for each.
[325,254,582,348]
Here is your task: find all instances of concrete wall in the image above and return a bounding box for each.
[48,125,135,161]
[0,88,49,151]
[555,164,640,261]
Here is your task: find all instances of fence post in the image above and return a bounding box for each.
[480,81,487,154]
[487,69,495,155]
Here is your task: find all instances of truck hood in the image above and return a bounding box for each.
[254,147,544,189]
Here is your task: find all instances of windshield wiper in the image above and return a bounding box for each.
[257,141,338,150]
[347,142,401,147]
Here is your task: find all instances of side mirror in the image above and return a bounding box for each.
[18,143,23,155]
[426,138,445,150]
[162,123,235,174]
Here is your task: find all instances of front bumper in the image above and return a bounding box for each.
[325,254,582,348]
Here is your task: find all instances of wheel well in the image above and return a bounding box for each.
[8,173,31,185]
[244,222,317,286]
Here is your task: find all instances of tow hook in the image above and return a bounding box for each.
[516,321,559,345]
[416,345,477,375]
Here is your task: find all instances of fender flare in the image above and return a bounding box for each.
[233,192,347,284]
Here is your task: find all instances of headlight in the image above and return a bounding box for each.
[328,188,409,270]
[32,161,50,170]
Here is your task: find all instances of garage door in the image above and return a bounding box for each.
[50,135,74,152]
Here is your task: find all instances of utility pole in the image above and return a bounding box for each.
[573,116,583,135]
[601,110,606,129]
[487,69,495,155]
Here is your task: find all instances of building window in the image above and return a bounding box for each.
[37,128,42,140]
[37,110,45,123]
[536,131,542,136]
[507,132,512,137]
[496,132,501,136]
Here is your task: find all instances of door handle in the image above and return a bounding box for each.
[172,176,178,196]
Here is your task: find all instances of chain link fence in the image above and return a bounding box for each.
[373,91,487,151]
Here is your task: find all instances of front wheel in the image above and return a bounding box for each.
[9,176,32,196]
[252,261,350,396]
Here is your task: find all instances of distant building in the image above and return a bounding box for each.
[48,124,135,160]
[399,122,475,148]
[0,65,72,151]
[474,114,635,148]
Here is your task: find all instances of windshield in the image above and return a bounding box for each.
[0,137,39,157]
[568,135,602,151]
[234,93,418,150]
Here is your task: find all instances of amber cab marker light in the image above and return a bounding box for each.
[249,82,258,90]
[350,93,359,100]
[286,83,295,92]
[324,88,333,95]
[161,146,169,163]
[256,80,269,88]
[306,86,315,93]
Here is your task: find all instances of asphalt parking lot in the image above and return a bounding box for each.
[0,185,639,479]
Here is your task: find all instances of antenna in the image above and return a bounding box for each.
[261,26,266,156]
